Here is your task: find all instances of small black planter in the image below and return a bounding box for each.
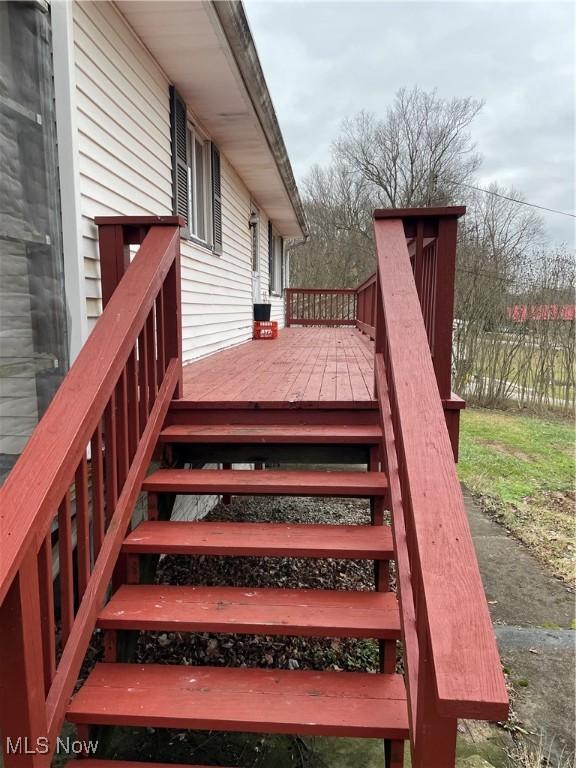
[253,303,271,321]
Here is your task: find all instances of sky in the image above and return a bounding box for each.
[244,0,575,248]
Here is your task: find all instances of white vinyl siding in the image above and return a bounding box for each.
[72,1,172,326]
[72,0,285,354]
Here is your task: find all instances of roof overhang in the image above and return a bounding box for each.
[116,0,307,239]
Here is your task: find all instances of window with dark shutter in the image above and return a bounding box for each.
[211,144,223,254]
[169,86,190,233]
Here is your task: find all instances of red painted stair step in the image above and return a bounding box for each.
[123,521,394,559]
[159,423,382,444]
[98,584,401,639]
[66,663,409,739]
[142,468,388,496]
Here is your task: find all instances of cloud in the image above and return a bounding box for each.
[245,0,575,247]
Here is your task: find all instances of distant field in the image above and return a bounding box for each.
[458,407,575,584]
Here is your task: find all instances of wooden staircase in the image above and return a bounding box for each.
[66,412,409,766]
[0,212,508,768]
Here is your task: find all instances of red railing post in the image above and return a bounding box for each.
[354,274,377,340]
[0,551,49,768]
[374,208,465,456]
[98,224,130,308]
[164,250,183,398]
[432,216,458,401]
[285,288,292,326]
[412,630,458,768]
[96,216,184,397]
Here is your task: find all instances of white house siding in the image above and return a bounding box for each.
[72,1,284,358]
[70,1,290,519]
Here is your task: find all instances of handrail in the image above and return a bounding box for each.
[0,225,179,602]
[0,218,183,766]
[373,213,508,764]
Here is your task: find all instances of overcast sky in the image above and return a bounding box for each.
[244,0,575,248]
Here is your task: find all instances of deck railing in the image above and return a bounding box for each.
[355,273,377,339]
[0,216,184,766]
[373,209,508,766]
[285,288,357,326]
[286,213,464,454]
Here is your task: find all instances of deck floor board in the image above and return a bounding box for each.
[181,328,375,405]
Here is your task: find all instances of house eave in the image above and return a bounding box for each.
[209,1,308,240]
[114,0,307,240]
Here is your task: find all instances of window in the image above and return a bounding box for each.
[251,208,259,272]
[187,127,211,242]
[269,227,284,295]
[170,86,222,252]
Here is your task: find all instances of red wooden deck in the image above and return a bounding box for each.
[181,327,375,405]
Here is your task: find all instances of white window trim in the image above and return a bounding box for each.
[251,205,260,273]
[186,124,213,246]
[270,228,283,296]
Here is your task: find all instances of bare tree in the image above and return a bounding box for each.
[289,161,376,288]
[289,85,574,414]
[290,86,485,287]
[334,87,484,207]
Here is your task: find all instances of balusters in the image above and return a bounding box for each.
[57,492,74,644]
[156,289,166,382]
[116,372,130,489]
[91,422,105,557]
[137,329,149,428]
[75,455,91,599]
[146,310,157,408]
[126,348,140,461]
[104,392,118,523]
[38,533,56,693]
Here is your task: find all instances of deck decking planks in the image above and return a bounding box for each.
[181,327,375,405]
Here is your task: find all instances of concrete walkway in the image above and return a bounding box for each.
[465,491,575,763]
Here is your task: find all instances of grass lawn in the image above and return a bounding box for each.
[458,407,575,584]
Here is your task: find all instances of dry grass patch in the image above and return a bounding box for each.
[459,408,575,585]
[508,736,575,767]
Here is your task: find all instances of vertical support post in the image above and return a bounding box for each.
[164,251,183,398]
[412,623,457,767]
[0,552,49,768]
[222,462,232,505]
[95,216,185,399]
[385,740,405,768]
[285,288,291,327]
[98,224,130,309]
[369,446,395,676]
[432,217,458,401]
[413,219,424,305]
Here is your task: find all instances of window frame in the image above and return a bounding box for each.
[269,228,284,296]
[186,123,213,248]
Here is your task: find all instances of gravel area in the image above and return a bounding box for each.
[136,495,394,674]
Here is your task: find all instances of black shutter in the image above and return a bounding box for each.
[268,220,274,294]
[169,86,189,232]
[280,237,285,294]
[211,143,223,254]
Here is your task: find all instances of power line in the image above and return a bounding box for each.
[444,179,576,219]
